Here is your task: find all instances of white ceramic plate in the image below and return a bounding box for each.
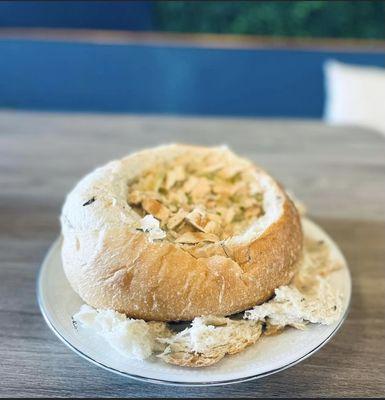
[37,218,351,386]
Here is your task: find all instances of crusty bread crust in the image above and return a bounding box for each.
[158,317,263,368]
[61,144,302,321]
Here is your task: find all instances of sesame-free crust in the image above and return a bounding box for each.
[61,144,302,321]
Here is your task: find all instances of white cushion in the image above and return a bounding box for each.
[324,60,385,135]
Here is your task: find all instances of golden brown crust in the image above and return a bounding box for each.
[61,144,303,321]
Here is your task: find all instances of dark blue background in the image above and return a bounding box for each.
[0,1,153,30]
[0,39,383,117]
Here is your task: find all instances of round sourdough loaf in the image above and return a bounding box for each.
[61,144,302,321]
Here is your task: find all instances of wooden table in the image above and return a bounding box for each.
[1,111,384,398]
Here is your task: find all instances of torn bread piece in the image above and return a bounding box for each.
[73,305,173,360]
[293,236,343,290]
[71,230,344,368]
[244,282,341,328]
[244,236,342,330]
[158,316,263,368]
[72,306,262,366]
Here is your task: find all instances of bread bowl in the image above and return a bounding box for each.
[61,144,303,322]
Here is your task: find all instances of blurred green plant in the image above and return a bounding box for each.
[154,1,385,39]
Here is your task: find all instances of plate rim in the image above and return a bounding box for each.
[36,218,352,387]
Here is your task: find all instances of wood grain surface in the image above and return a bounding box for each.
[0,111,384,398]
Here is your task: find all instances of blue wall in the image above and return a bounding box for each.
[0,39,384,117]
